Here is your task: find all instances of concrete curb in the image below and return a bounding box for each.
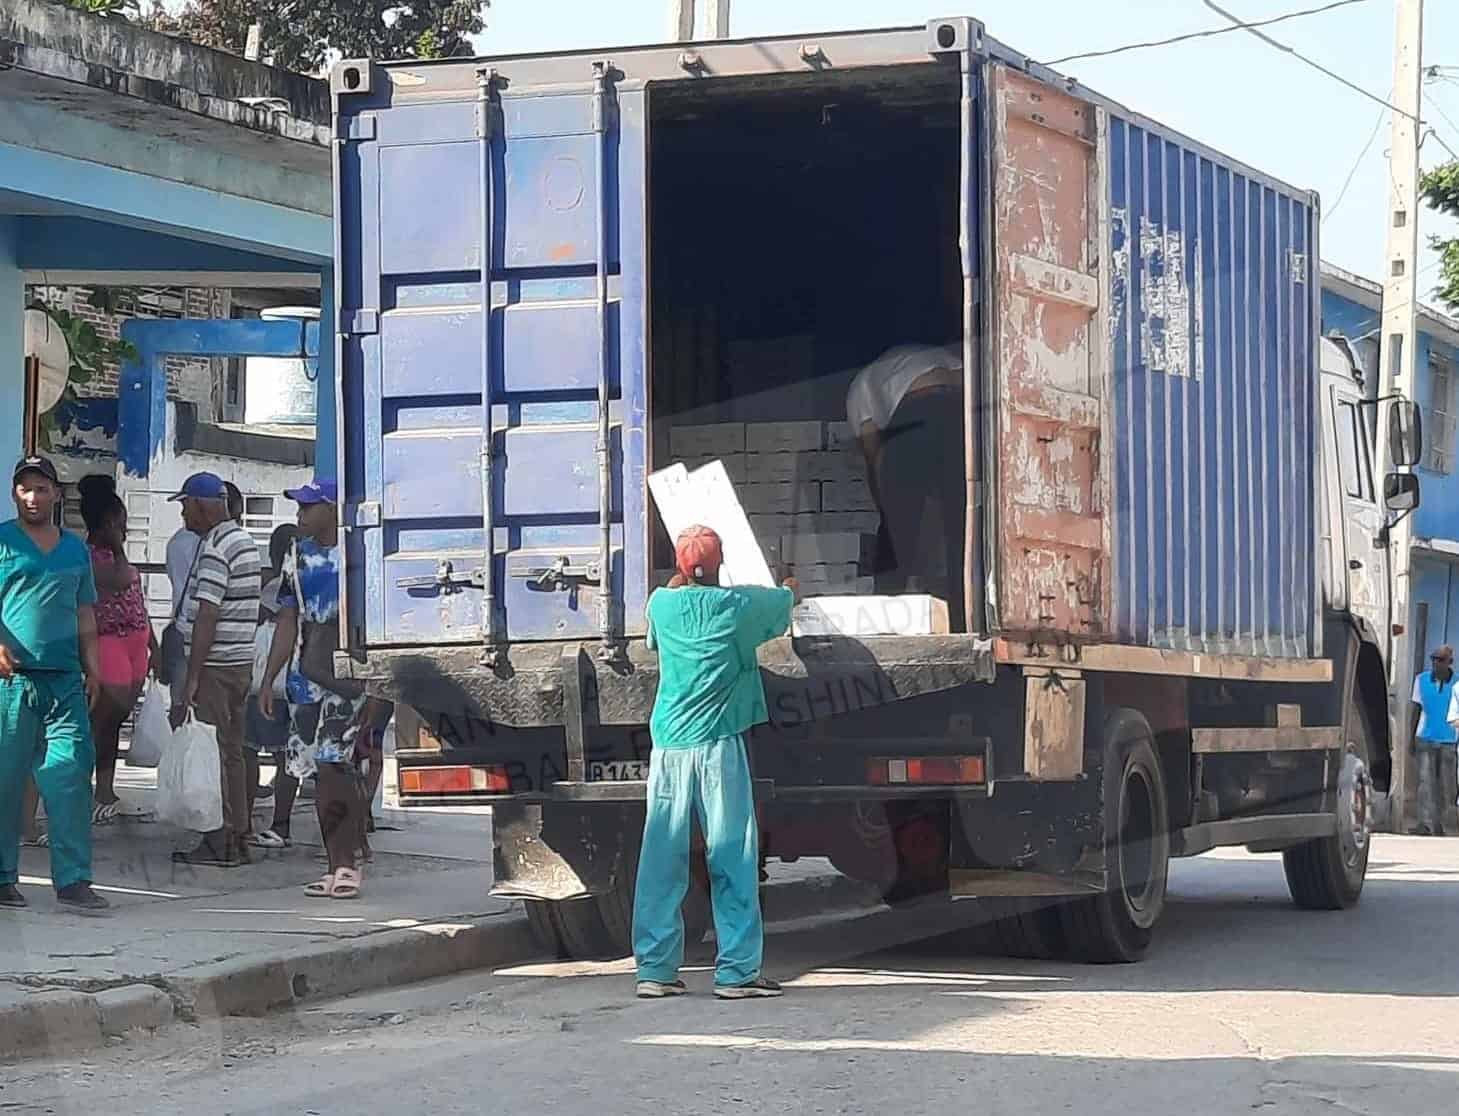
[0,982,175,1060]
[0,871,879,1064]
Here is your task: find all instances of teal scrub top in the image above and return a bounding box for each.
[646,584,794,748]
[0,520,98,673]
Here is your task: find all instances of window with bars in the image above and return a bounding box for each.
[1425,351,1457,474]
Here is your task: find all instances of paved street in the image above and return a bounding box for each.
[5,835,1458,1115]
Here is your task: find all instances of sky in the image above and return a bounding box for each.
[473,0,1459,306]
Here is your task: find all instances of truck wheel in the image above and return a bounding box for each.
[1282,692,1373,910]
[970,899,1069,960]
[523,853,714,962]
[1060,708,1170,963]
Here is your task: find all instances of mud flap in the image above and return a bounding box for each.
[490,801,644,902]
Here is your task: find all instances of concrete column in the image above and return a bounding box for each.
[314,265,337,483]
[0,218,22,464]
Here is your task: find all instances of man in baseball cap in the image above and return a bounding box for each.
[0,454,109,910]
[633,524,798,1002]
[12,455,60,487]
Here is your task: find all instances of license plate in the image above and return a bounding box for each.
[587,760,649,782]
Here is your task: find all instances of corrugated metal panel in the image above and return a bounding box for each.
[335,79,649,648]
[1104,115,1317,657]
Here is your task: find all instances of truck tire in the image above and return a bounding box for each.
[970,899,1069,960]
[522,854,714,961]
[1059,708,1170,963]
[1282,691,1373,910]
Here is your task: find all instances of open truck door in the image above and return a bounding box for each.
[333,62,649,654]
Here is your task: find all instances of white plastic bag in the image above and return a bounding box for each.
[127,682,172,769]
[250,621,285,698]
[155,716,222,832]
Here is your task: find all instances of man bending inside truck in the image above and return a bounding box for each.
[847,342,965,627]
[634,525,796,1001]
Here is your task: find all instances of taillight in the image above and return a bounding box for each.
[399,765,511,795]
[867,756,985,786]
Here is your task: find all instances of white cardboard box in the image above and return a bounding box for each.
[744,421,823,454]
[669,423,746,458]
[745,453,806,484]
[780,531,863,565]
[792,594,950,637]
[647,461,775,588]
[823,420,857,451]
[740,481,821,516]
[684,453,748,483]
[821,476,877,513]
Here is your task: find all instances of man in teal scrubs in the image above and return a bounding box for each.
[634,525,796,1000]
[0,456,109,911]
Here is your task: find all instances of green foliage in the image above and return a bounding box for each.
[26,297,140,452]
[1419,161,1459,312]
[64,0,140,17]
[145,1,489,74]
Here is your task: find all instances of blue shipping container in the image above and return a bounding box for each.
[331,18,1319,660]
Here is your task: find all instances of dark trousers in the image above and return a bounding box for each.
[192,665,251,853]
[316,762,366,873]
[874,389,966,628]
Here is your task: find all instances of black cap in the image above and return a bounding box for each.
[12,455,59,487]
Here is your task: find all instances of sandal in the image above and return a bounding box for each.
[248,829,291,850]
[304,873,335,898]
[329,867,362,900]
[92,802,119,825]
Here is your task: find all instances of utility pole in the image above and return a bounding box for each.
[668,1,730,41]
[1377,0,1424,831]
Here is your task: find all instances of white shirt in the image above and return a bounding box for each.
[846,343,963,433]
[165,528,201,614]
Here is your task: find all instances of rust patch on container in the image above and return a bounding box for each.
[990,67,1107,637]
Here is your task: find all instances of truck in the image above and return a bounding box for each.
[328,17,1424,963]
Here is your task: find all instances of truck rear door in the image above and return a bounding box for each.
[985,65,1107,637]
[335,67,649,648]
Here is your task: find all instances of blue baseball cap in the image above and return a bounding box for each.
[284,478,338,505]
[169,472,227,501]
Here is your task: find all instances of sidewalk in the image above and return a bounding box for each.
[0,761,527,1061]
[0,760,870,1063]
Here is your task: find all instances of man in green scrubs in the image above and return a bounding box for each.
[633,525,795,1000]
[0,456,109,912]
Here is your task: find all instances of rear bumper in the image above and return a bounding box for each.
[342,634,997,728]
[396,778,994,807]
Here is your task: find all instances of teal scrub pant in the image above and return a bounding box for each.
[0,672,95,891]
[633,733,763,987]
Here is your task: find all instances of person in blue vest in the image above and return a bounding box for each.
[633,525,797,1001]
[1412,645,1459,836]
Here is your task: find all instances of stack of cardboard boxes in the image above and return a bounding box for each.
[669,420,881,596]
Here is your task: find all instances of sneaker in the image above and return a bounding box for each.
[636,979,689,999]
[56,883,110,912]
[714,977,783,1001]
[248,829,291,850]
[172,844,244,868]
[0,884,27,909]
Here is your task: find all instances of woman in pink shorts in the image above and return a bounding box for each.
[85,494,157,822]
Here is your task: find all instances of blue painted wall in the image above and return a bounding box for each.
[0,217,20,465]
[1320,285,1459,543]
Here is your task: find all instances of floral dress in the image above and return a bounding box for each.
[278,539,366,779]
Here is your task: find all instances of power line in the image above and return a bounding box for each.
[1422,92,1459,159]
[1201,0,1419,122]
[1044,0,1371,67]
[1325,101,1388,225]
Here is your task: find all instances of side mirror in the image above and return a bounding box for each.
[1389,398,1423,467]
[1384,471,1420,513]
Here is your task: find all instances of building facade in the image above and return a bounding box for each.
[1322,264,1459,680]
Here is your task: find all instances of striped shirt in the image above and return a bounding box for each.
[179,521,261,668]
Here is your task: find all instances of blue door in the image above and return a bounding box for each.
[337,75,649,647]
